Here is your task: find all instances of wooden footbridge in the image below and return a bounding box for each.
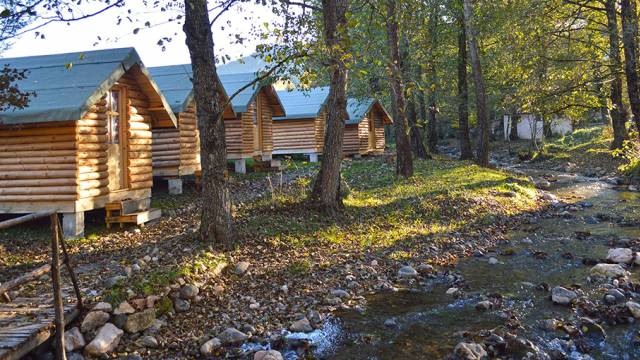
[0,211,83,360]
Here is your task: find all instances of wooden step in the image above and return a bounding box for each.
[105,198,150,215]
[106,208,161,228]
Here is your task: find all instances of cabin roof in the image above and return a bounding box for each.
[273,87,330,120]
[149,64,284,117]
[0,47,177,127]
[346,98,393,125]
[217,55,269,75]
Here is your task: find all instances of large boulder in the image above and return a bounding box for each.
[453,342,488,360]
[84,323,123,356]
[607,248,633,264]
[64,327,85,352]
[551,286,577,306]
[80,311,110,333]
[590,263,628,278]
[123,309,156,333]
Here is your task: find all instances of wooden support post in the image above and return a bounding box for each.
[56,215,83,311]
[49,214,66,360]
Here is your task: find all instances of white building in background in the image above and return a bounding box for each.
[503,113,572,140]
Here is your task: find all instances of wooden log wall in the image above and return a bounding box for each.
[372,107,386,151]
[358,116,372,154]
[343,124,361,155]
[273,119,317,152]
[315,109,327,153]
[152,104,200,176]
[259,91,273,155]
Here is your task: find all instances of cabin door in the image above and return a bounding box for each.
[107,88,127,191]
[253,96,263,153]
[368,115,376,150]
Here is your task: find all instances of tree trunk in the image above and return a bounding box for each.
[427,3,439,154]
[463,0,490,167]
[509,113,519,141]
[606,0,629,149]
[183,0,232,245]
[621,0,640,141]
[386,0,414,177]
[310,0,349,211]
[401,36,429,159]
[457,12,473,160]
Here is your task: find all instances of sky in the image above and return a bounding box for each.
[1,2,278,67]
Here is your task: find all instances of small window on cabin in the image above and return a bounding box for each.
[107,90,120,144]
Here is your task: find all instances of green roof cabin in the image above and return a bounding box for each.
[148,64,285,185]
[273,87,393,161]
[0,47,177,238]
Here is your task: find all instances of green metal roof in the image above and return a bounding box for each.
[274,87,330,120]
[149,64,281,115]
[217,55,268,75]
[0,47,176,126]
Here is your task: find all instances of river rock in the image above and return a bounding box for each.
[330,289,349,298]
[607,248,633,264]
[200,337,222,355]
[180,284,199,299]
[218,327,249,345]
[123,308,155,333]
[488,257,498,265]
[173,298,190,312]
[535,180,551,190]
[551,286,577,305]
[475,300,493,311]
[605,289,626,304]
[81,311,110,333]
[84,323,123,356]
[64,327,85,352]
[453,342,488,360]
[114,301,135,315]
[635,253,640,266]
[290,317,313,332]
[398,266,418,278]
[92,302,112,313]
[590,263,628,278]
[627,301,640,318]
[254,350,284,360]
[234,261,251,275]
[138,335,158,348]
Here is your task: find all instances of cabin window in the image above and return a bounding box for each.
[107,90,120,144]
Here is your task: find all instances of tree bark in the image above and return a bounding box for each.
[310,0,349,211]
[621,0,640,141]
[606,0,629,149]
[401,36,429,159]
[457,11,473,160]
[183,0,231,245]
[386,0,414,177]
[427,3,439,154]
[509,113,519,141]
[462,0,490,167]
[407,95,429,158]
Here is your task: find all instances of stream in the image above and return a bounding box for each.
[311,170,640,359]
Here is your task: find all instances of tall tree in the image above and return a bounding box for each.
[457,6,473,160]
[401,37,429,159]
[427,1,440,154]
[310,0,350,211]
[605,0,629,149]
[621,0,640,140]
[387,0,414,177]
[183,0,231,244]
[462,0,490,167]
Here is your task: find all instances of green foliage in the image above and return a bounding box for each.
[614,135,640,177]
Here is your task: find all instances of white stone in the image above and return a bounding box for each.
[627,301,640,319]
[254,350,284,360]
[84,323,123,356]
[64,327,85,352]
[234,261,251,275]
[92,302,112,313]
[397,266,418,278]
[81,311,110,333]
[200,337,222,355]
[307,153,319,163]
[454,342,488,360]
[551,286,577,306]
[113,301,135,315]
[590,263,629,278]
[607,248,633,264]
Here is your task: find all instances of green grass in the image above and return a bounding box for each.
[238,156,539,250]
[537,126,612,159]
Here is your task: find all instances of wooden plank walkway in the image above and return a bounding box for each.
[0,292,79,360]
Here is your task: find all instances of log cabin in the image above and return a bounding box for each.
[272,87,330,162]
[148,65,285,185]
[343,98,393,156]
[0,47,177,238]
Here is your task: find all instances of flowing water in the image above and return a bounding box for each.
[313,171,640,359]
